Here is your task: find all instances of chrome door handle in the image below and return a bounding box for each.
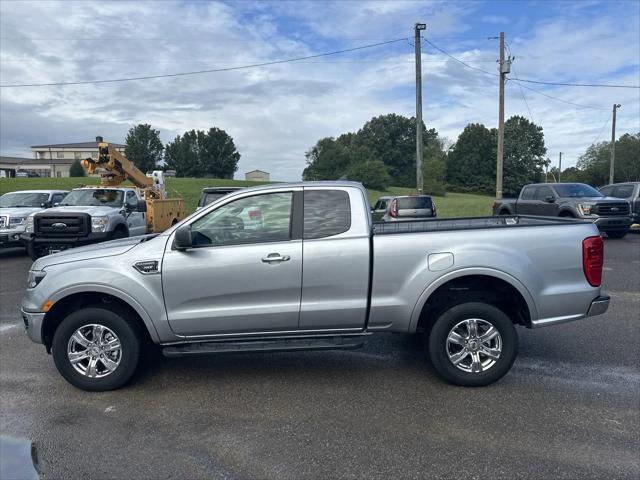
[261,253,290,263]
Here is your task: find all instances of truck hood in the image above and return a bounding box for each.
[561,196,628,203]
[31,234,159,270]
[36,205,123,216]
[0,207,42,217]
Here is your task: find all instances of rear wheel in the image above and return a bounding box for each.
[427,302,518,386]
[606,230,627,239]
[52,307,141,391]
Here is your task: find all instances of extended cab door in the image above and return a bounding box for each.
[299,187,370,330]
[162,189,303,336]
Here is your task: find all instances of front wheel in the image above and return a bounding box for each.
[606,230,627,239]
[52,307,141,391]
[427,302,518,386]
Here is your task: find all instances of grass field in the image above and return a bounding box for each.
[0,178,494,217]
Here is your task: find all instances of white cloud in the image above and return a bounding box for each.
[1,0,638,180]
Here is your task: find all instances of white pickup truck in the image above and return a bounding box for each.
[21,182,610,391]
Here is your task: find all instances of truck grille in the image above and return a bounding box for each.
[594,203,630,216]
[35,214,90,237]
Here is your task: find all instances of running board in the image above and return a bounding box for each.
[162,335,367,357]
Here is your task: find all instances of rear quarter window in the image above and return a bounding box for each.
[304,190,351,239]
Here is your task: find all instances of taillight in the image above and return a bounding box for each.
[582,236,604,287]
[491,201,496,210]
[389,199,398,218]
[432,203,437,216]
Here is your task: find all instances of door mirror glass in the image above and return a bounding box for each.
[174,225,192,250]
[136,199,147,212]
[545,196,555,203]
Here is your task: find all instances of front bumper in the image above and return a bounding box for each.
[20,232,110,252]
[21,309,46,344]
[592,216,633,230]
[0,227,26,248]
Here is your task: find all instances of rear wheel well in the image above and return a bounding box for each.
[499,209,511,216]
[42,292,150,353]
[416,275,531,335]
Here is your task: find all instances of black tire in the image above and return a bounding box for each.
[559,211,575,218]
[606,230,627,239]
[427,302,518,387]
[499,209,510,216]
[52,307,141,391]
[111,228,128,240]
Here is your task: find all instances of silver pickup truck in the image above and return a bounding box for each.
[21,182,610,391]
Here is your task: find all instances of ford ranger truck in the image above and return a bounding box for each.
[492,182,632,238]
[21,182,610,391]
[0,190,68,249]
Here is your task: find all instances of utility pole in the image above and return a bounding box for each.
[495,32,510,199]
[609,103,621,184]
[415,22,426,194]
[558,152,562,182]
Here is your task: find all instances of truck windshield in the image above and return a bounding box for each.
[553,184,603,198]
[59,189,124,207]
[0,192,49,208]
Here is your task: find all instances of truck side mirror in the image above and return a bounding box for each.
[545,196,555,203]
[173,225,192,250]
[136,199,147,212]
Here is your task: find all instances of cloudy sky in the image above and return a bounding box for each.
[1,0,638,180]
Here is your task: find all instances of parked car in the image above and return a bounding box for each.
[22,182,609,391]
[372,195,436,222]
[0,190,68,249]
[20,187,148,260]
[197,186,244,210]
[492,183,633,238]
[598,182,640,226]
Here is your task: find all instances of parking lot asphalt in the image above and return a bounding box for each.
[1,235,639,480]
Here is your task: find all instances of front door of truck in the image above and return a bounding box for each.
[162,190,302,336]
[532,186,558,216]
[515,185,538,215]
[124,190,147,236]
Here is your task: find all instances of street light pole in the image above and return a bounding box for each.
[414,22,426,194]
[609,103,621,184]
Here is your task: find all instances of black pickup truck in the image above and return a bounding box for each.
[492,183,633,238]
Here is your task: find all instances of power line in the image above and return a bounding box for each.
[0,37,408,88]
[424,37,640,89]
[424,37,610,111]
[509,79,608,111]
[513,78,639,89]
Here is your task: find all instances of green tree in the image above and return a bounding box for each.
[577,133,640,185]
[355,114,439,187]
[124,124,164,173]
[446,123,496,193]
[423,140,447,196]
[302,136,352,181]
[346,155,390,191]
[503,116,547,196]
[164,128,240,178]
[69,159,85,177]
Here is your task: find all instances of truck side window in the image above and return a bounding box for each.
[126,190,137,206]
[521,186,536,200]
[191,192,293,247]
[614,185,634,198]
[535,186,554,200]
[303,190,351,239]
[599,186,614,197]
[374,200,387,210]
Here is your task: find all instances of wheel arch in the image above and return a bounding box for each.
[42,285,160,352]
[409,268,537,334]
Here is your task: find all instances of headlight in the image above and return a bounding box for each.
[25,216,35,233]
[91,216,109,232]
[27,270,46,289]
[9,216,26,227]
[576,203,597,216]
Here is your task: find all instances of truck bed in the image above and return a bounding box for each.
[373,215,584,235]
